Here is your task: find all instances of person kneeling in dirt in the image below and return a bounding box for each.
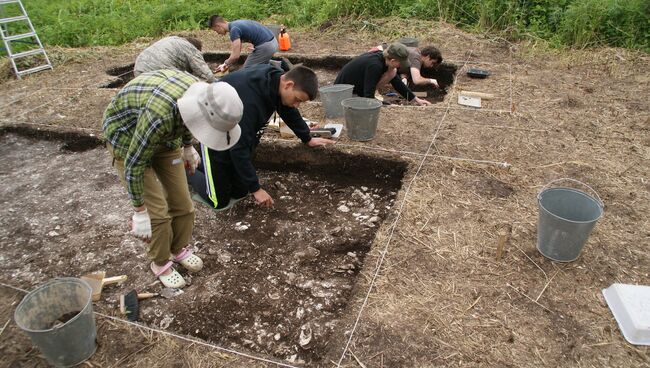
[134,36,216,82]
[370,44,443,88]
[103,69,243,288]
[334,42,431,106]
[208,15,278,73]
[187,64,335,210]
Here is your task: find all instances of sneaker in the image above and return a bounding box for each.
[191,193,234,213]
[230,195,247,206]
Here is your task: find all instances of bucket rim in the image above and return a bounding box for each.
[537,178,604,208]
[538,187,604,223]
[14,277,93,333]
[319,84,354,93]
[341,97,383,109]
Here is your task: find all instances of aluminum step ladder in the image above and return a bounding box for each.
[0,0,52,78]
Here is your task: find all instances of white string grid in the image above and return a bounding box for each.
[0,45,517,367]
[335,50,474,366]
[0,282,300,368]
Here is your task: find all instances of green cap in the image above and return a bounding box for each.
[385,42,410,69]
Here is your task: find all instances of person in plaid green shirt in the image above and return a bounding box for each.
[103,69,243,288]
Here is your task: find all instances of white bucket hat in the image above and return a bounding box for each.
[178,81,243,151]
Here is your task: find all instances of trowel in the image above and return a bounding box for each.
[80,271,127,301]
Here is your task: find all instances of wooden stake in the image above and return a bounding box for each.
[496,225,512,261]
[496,234,507,261]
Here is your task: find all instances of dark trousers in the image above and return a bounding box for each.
[187,145,248,209]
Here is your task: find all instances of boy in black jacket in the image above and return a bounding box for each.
[335,42,431,106]
[188,64,335,210]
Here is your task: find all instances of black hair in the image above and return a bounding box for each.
[208,15,225,29]
[284,65,319,100]
[421,46,443,64]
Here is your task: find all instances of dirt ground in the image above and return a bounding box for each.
[1,18,649,368]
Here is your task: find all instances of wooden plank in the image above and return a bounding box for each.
[459,90,495,100]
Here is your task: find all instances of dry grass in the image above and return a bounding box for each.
[1,18,649,368]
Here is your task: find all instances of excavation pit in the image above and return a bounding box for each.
[101,52,457,105]
[100,64,135,88]
[0,127,407,365]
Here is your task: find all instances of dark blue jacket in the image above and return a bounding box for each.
[213,64,311,193]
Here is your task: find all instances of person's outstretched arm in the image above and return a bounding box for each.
[186,46,215,82]
[218,39,242,72]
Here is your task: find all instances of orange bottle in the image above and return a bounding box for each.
[279,27,291,51]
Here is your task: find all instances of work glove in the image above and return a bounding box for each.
[132,209,152,240]
[182,146,200,175]
[429,78,439,88]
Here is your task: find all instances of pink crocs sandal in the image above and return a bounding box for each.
[151,261,186,288]
[171,247,203,273]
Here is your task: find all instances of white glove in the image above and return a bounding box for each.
[429,78,439,88]
[182,146,200,175]
[132,209,151,239]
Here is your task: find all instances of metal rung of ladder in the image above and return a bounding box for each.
[3,30,33,41]
[16,64,51,76]
[11,48,42,58]
[1,0,52,79]
[0,14,26,24]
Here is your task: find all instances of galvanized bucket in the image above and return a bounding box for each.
[14,278,97,367]
[537,178,604,262]
[341,97,382,141]
[319,84,354,119]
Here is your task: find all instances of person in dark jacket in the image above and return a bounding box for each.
[334,42,431,106]
[188,64,335,210]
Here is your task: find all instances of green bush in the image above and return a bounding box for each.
[8,0,648,51]
[559,0,649,50]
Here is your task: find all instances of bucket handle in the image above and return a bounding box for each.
[538,178,604,208]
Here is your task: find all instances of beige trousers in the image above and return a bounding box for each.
[109,145,195,264]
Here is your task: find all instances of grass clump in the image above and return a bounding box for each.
[1,0,646,52]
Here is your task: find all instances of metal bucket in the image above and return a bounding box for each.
[14,278,97,367]
[537,178,604,262]
[341,97,382,141]
[319,84,354,119]
[397,37,418,47]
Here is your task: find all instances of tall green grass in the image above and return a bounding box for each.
[11,0,650,51]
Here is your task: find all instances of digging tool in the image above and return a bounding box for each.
[119,291,157,321]
[309,128,336,139]
[160,287,184,299]
[80,271,128,301]
[118,288,183,321]
[459,90,495,100]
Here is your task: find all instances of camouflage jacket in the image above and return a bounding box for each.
[134,36,214,82]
